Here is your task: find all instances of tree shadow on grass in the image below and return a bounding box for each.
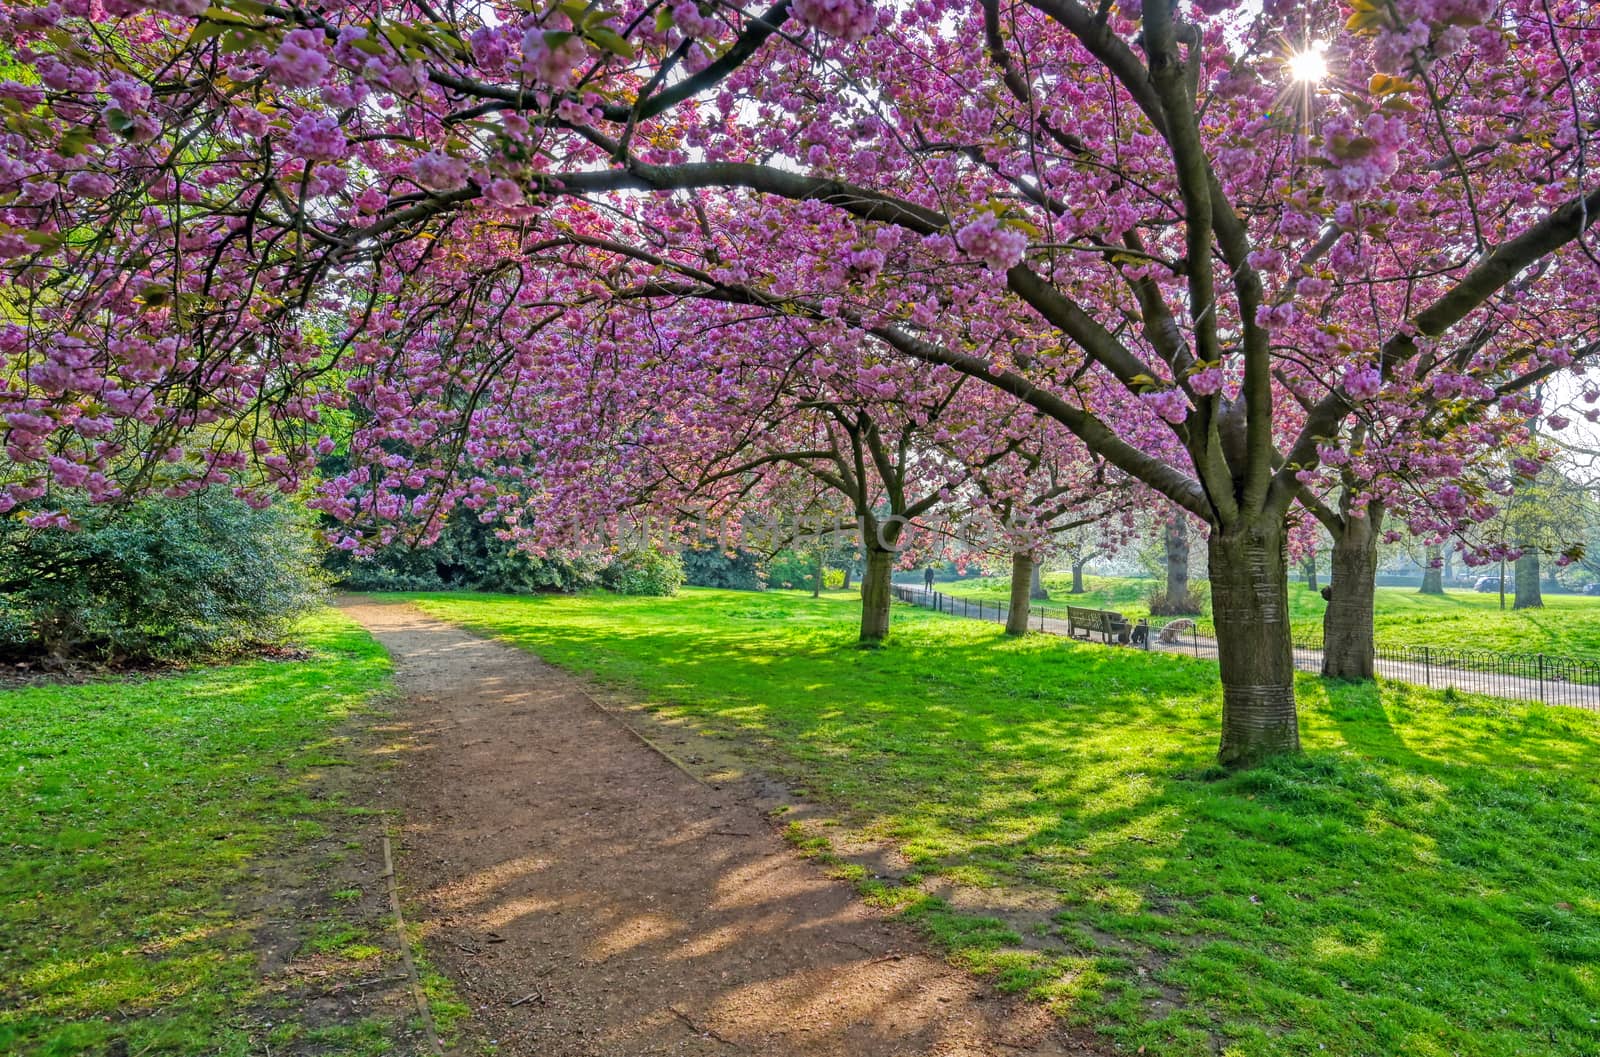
[411,591,1600,1057]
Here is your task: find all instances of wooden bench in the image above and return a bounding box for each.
[1066,606,1133,645]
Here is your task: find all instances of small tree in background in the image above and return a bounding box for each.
[599,547,686,597]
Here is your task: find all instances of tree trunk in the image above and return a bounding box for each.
[1029,559,1048,600]
[812,549,823,598]
[1301,553,1319,592]
[1155,516,1198,613]
[1208,523,1300,768]
[1070,561,1087,594]
[1419,544,1443,595]
[859,547,894,645]
[1513,549,1543,609]
[1322,512,1379,680]
[1006,553,1033,636]
[841,562,852,591]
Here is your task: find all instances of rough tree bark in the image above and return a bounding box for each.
[1030,559,1048,600]
[859,545,895,644]
[1322,507,1381,680]
[1419,543,1444,595]
[1070,558,1090,594]
[1301,553,1319,592]
[1514,549,1543,609]
[1006,552,1034,636]
[1208,522,1301,767]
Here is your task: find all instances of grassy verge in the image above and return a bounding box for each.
[938,573,1600,655]
[0,610,432,1057]
[410,587,1600,1057]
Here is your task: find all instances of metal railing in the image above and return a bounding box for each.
[891,585,1600,711]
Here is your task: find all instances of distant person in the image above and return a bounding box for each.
[924,567,935,592]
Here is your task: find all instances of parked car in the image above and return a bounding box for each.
[1475,575,1504,593]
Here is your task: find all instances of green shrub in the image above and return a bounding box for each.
[765,549,816,590]
[0,493,324,665]
[601,547,685,596]
[681,547,764,590]
[327,514,600,593]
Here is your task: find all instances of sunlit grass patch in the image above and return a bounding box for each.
[411,587,1600,1057]
[0,611,395,1056]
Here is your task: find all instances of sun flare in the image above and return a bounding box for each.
[1286,45,1330,85]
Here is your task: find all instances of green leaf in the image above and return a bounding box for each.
[103,107,136,137]
[57,127,95,158]
[187,21,234,46]
[219,29,264,54]
[587,26,635,60]
[212,0,269,16]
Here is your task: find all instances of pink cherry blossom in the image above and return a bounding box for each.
[410,152,469,192]
[792,0,879,42]
[954,215,1027,275]
[267,29,332,89]
[1343,365,1383,401]
[483,178,524,209]
[286,113,348,162]
[66,171,115,199]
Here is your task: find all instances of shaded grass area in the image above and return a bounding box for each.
[411,588,1600,1057]
[940,573,1600,656]
[0,611,414,1056]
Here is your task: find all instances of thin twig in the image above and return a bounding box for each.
[668,1006,738,1047]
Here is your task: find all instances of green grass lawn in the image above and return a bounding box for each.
[410,587,1600,1057]
[938,574,1600,656]
[0,611,399,1057]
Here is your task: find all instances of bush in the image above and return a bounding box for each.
[0,493,324,665]
[765,549,817,590]
[1148,580,1210,617]
[327,514,600,594]
[823,568,846,590]
[600,547,685,596]
[681,547,764,590]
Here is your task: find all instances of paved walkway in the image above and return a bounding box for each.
[896,587,1599,711]
[344,598,1103,1057]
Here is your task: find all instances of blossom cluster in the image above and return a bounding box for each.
[954,215,1028,275]
[792,0,879,42]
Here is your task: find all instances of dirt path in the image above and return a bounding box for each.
[344,598,1101,1057]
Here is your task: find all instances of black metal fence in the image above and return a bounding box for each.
[891,585,1600,711]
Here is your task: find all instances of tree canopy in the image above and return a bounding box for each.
[3,0,1598,761]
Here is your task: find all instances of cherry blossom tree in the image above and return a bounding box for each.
[4,0,1600,764]
[929,393,1145,634]
[308,277,985,642]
